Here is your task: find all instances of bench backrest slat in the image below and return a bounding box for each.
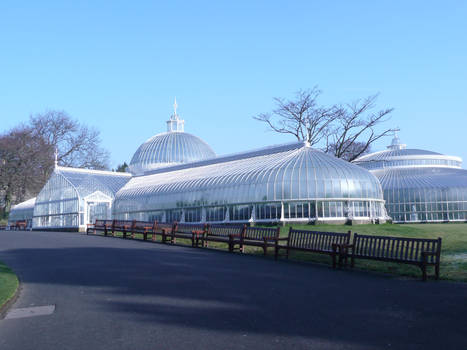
[177,223,207,233]
[288,229,350,251]
[243,227,279,241]
[208,224,245,237]
[353,233,441,263]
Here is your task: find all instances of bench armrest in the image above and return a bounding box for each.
[263,236,279,241]
[335,243,354,249]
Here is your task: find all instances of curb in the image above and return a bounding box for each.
[0,273,21,320]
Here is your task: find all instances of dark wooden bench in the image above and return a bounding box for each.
[160,222,179,244]
[173,223,208,247]
[125,220,157,240]
[86,219,113,235]
[14,220,27,230]
[109,220,133,238]
[202,224,246,252]
[275,228,351,267]
[238,226,281,255]
[347,233,442,281]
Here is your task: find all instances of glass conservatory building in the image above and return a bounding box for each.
[32,167,131,231]
[8,197,36,229]
[115,141,388,224]
[28,102,389,230]
[353,135,467,223]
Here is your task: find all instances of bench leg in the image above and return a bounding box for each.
[422,265,427,282]
[331,245,337,268]
[435,263,440,280]
[421,254,428,281]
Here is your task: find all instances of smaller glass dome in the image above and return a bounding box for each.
[129,101,216,175]
[354,135,462,170]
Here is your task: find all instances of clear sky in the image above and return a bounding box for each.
[1,1,466,168]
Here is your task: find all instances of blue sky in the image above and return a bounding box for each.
[1,1,466,168]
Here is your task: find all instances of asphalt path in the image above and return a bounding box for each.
[0,230,466,350]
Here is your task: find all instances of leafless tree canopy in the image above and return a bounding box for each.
[254,88,337,147]
[254,89,396,162]
[0,110,110,218]
[30,110,110,169]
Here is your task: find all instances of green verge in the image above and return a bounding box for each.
[275,223,467,282]
[0,260,19,310]
[106,223,467,282]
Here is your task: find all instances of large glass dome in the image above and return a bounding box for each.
[353,134,467,223]
[129,102,216,175]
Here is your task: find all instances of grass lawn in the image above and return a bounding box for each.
[0,260,19,310]
[105,223,467,282]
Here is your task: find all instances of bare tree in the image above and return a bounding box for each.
[255,89,396,161]
[30,110,110,170]
[0,126,50,218]
[254,88,337,147]
[324,95,395,161]
[0,110,110,218]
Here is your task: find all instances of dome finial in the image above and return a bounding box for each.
[167,98,185,132]
[387,127,406,150]
[173,97,178,117]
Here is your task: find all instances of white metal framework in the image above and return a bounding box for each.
[129,104,216,175]
[354,135,467,223]
[115,142,388,224]
[8,197,36,229]
[32,167,131,230]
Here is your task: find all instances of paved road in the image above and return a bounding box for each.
[0,230,466,350]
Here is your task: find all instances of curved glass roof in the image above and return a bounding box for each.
[356,148,442,161]
[55,167,132,198]
[354,134,467,222]
[129,104,216,175]
[115,142,384,215]
[354,136,462,170]
[129,131,216,175]
[11,197,36,211]
[373,167,467,190]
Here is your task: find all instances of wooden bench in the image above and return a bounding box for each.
[173,223,208,247]
[202,224,246,252]
[347,233,442,281]
[160,222,179,244]
[275,228,351,267]
[14,220,27,230]
[86,219,113,235]
[109,220,133,238]
[126,220,157,240]
[238,226,281,255]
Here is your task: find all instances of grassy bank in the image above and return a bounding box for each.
[108,223,467,281]
[0,260,19,310]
